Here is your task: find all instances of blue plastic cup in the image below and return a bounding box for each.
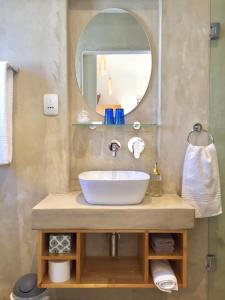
[115,108,125,125]
[104,108,114,125]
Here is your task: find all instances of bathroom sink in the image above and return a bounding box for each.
[78,171,150,205]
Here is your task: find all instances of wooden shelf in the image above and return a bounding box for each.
[38,259,77,288]
[40,273,77,288]
[37,229,188,289]
[41,253,77,260]
[41,248,77,260]
[149,259,185,287]
[148,232,184,260]
[148,246,183,260]
[148,231,187,288]
[148,254,183,260]
[40,231,77,260]
[81,256,144,284]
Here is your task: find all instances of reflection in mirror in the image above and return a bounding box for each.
[75,8,152,116]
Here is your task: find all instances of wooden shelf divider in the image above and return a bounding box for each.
[41,252,77,260]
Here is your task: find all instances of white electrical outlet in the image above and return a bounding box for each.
[43,94,58,116]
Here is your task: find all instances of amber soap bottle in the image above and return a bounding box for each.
[151,162,162,197]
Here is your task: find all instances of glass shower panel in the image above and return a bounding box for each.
[209,0,225,299]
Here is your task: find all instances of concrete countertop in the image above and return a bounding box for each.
[32,192,195,230]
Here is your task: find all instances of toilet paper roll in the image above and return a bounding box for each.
[48,261,71,283]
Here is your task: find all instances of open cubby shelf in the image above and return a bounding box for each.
[37,229,187,289]
[148,232,184,260]
[40,261,77,288]
[81,256,143,284]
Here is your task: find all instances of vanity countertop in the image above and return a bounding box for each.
[32,192,195,230]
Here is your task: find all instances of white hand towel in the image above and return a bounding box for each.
[182,143,222,218]
[0,61,13,165]
[151,260,178,293]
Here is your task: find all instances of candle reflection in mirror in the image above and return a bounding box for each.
[108,76,112,96]
[99,55,106,76]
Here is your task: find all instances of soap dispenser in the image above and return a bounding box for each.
[151,162,162,197]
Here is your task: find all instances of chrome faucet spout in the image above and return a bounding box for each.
[111,144,118,157]
[109,140,121,157]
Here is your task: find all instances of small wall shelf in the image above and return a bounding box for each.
[72,122,159,130]
[37,229,187,289]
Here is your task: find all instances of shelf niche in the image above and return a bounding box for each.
[80,232,145,286]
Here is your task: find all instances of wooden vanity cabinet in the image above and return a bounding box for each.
[37,229,187,289]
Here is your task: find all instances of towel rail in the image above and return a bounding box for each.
[187,123,214,145]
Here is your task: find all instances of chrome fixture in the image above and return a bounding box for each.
[109,232,120,257]
[187,123,214,145]
[109,140,121,157]
[128,137,145,159]
[133,121,141,130]
[6,63,19,74]
[210,23,220,40]
[206,254,217,272]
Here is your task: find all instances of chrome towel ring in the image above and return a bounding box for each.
[187,123,214,145]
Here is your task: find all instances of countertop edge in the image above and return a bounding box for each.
[32,192,195,230]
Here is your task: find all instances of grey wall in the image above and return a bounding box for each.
[209,0,225,299]
[0,0,210,300]
[68,1,209,300]
[0,0,69,298]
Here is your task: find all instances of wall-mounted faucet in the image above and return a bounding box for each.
[109,140,121,157]
[128,137,145,159]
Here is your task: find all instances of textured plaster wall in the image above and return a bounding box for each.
[68,1,209,300]
[0,0,69,299]
[209,0,225,299]
[0,0,210,299]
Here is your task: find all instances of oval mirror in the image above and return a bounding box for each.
[75,8,152,116]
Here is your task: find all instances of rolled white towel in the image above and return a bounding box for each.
[151,260,178,293]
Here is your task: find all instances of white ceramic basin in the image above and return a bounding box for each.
[78,171,150,205]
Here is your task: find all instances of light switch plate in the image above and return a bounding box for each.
[43,94,58,116]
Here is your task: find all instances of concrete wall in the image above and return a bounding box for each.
[0,0,210,299]
[209,0,225,299]
[68,1,209,300]
[0,0,69,298]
